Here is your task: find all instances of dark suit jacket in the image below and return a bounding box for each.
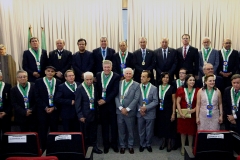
[54,82,80,119]
[217,49,239,74]
[96,72,120,112]
[75,83,97,122]
[92,47,115,76]
[0,82,11,115]
[196,75,223,93]
[35,78,61,120]
[11,83,36,124]
[72,50,93,82]
[176,46,199,76]
[22,49,48,82]
[133,48,156,83]
[154,47,177,81]
[112,52,134,77]
[48,49,72,78]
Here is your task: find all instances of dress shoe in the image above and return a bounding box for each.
[128,148,134,154]
[120,148,125,154]
[104,147,109,153]
[93,147,103,154]
[146,146,152,152]
[111,146,119,153]
[139,146,144,152]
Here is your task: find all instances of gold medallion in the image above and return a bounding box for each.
[142,62,145,65]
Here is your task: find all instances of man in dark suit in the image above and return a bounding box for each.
[92,37,115,77]
[22,37,48,82]
[223,74,240,134]
[0,72,11,140]
[11,70,37,132]
[115,68,141,154]
[75,71,103,154]
[55,70,80,132]
[113,41,134,80]
[176,34,199,79]
[48,39,72,82]
[218,38,239,90]
[72,38,93,82]
[154,38,177,83]
[35,66,61,151]
[96,60,120,153]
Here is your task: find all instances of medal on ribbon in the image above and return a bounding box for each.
[230,87,240,117]
[65,82,77,92]
[159,84,170,110]
[43,77,56,107]
[221,49,232,73]
[0,82,5,109]
[82,82,95,110]
[17,82,30,109]
[119,51,128,76]
[29,48,42,72]
[205,88,215,118]
[101,71,113,100]
[201,48,212,63]
[120,80,133,106]
[140,83,151,107]
[184,88,195,110]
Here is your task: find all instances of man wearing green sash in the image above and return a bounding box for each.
[137,70,158,152]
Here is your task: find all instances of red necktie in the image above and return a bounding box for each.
[184,47,187,59]
[121,52,124,57]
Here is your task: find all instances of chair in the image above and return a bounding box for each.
[6,156,58,160]
[0,132,42,159]
[46,132,93,160]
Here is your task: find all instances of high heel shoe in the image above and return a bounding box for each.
[167,139,172,152]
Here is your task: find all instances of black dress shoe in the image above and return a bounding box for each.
[139,146,144,152]
[146,146,152,152]
[104,147,109,153]
[120,148,125,154]
[129,148,134,154]
[93,147,103,154]
[111,146,119,153]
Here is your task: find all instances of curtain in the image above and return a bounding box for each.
[0,0,123,69]
[127,0,240,52]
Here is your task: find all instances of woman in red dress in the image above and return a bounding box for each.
[176,74,199,155]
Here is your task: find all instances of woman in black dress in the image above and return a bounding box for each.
[157,72,176,152]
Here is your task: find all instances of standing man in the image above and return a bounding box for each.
[137,70,158,152]
[92,37,115,76]
[75,72,103,154]
[35,66,61,151]
[48,39,72,82]
[55,70,80,132]
[218,38,239,89]
[72,38,93,82]
[22,37,48,82]
[133,37,155,84]
[96,60,120,153]
[0,70,11,139]
[198,37,219,78]
[11,70,36,131]
[154,38,177,83]
[176,34,199,79]
[172,68,187,89]
[223,74,240,134]
[115,68,140,154]
[113,41,134,79]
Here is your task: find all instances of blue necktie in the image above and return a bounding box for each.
[163,49,166,60]
[102,50,106,57]
[142,50,146,60]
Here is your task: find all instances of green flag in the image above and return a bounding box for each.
[28,26,32,48]
[41,27,47,50]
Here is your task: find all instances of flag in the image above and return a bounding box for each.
[41,27,47,50]
[28,25,32,48]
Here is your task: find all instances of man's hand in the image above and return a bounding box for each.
[98,99,106,106]
[45,107,55,114]
[121,108,128,116]
[33,72,40,78]
[80,118,86,123]
[0,112,6,118]
[227,115,235,121]
[56,71,63,78]
[26,109,32,116]
[72,100,75,105]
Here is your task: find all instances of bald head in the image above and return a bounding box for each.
[202,37,211,49]
[223,38,232,50]
[56,39,65,50]
[139,37,147,49]
[161,38,169,49]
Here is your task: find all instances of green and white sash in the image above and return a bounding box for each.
[204,88,216,117]
[101,71,113,99]
[82,82,94,110]
[176,79,184,88]
[230,87,240,117]
[0,82,5,108]
[43,77,56,107]
[184,88,195,109]
[201,48,212,63]
[159,84,170,110]
[120,79,133,106]
[221,48,233,72]
[17,82,30,109]
[140,83,151,106]
[65,82,77,92]
[29,48,41,72]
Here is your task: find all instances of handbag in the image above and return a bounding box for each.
[176,109,191,118]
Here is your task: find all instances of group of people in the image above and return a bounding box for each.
[0,33,239,156]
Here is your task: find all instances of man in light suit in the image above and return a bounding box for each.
[175,34,199,79]
[22,37,48,82]
[154,38,177,83]
[133,37,155,84]
[75,72,103,154]
[92,37,115,77]
[198,37,219,78]
[54,70,80,132]
[115,68,141,154]
[48,39,72,82]
[137,70,158,152]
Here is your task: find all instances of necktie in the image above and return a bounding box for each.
[121,52,124,57]
[58,50,62,56]
[163,49,166,60]
[143,85,146,90]
[142,50,146,60]
[226,50,229,54]
[184,47,187,59]
[71,84,75,91]
[102,50,106,57]
[49,81,52,87]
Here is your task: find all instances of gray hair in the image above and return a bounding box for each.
[84,72,94,79]
[16,70,28,77]
[56,39,65,44]
[123,67,134,75]
[102,60,112,67]
[64,70,74,77]
[203,63,213,70]
[100,36,108,41]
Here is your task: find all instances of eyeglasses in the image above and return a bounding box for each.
[224,42,231,44]
[17,76,27,79]
[206,68,214,71]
